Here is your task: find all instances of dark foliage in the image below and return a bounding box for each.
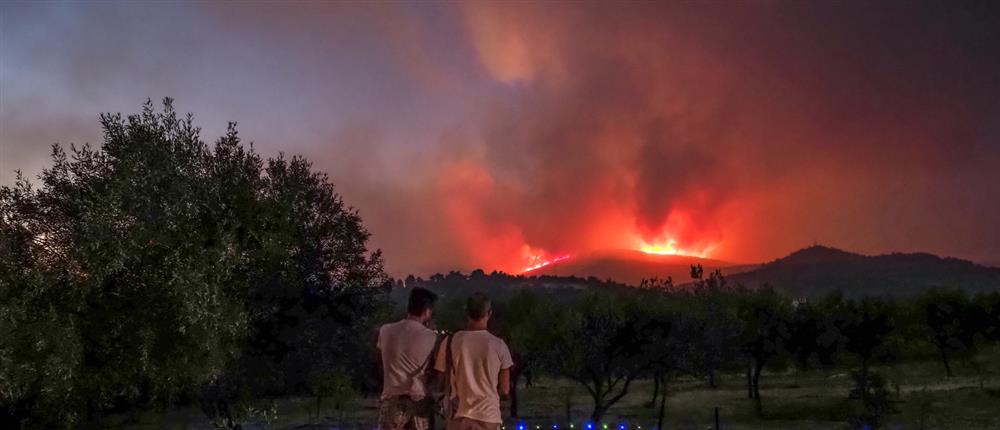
[0,100,388,428]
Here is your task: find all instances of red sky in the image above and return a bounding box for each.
[2,2,999,275]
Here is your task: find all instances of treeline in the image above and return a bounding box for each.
[409,269,1000,429]
[400,269,632,293]
[0,100,391,428]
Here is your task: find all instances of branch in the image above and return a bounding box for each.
[566,372,599,400]
[603,375,635,410]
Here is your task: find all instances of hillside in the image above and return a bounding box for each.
[727,245,1000,298]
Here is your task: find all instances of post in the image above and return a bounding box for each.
[714,406,719,430]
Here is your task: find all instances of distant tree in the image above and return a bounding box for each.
[504,290,552,419]
[687,269,743,389]
[737,288,792,416]
[638,276,673,290]
[786,303,839,369]
[635,306,679,430]
[531,293,653,423]
[829,298,897,430]
[919,289,978,377]
[976,292,1000,343]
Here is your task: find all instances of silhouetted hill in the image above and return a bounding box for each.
[728,245,1000,298]
[527,249,755,285]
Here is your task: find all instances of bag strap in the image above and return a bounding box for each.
[413,334,445,382]
[445,331,457,377]
[443,332,459,419]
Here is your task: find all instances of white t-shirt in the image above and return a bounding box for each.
[378,319,438,400]
[434,330,514,424]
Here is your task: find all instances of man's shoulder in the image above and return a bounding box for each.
[380,319,406,333]
[413,322,437,340]
[398,319,436,339]
[461,330,507,348]
[488,333,509,350]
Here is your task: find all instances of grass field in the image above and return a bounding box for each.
[114,347,1000,429]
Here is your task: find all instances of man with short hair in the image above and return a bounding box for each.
[377,287,440,430]
[435,293,513,430]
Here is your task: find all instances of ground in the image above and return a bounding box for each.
[115,347,1000,429]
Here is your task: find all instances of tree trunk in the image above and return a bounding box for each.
[648,373,661,407]
[752,363,764,417]
[656,378,668,430]
[315,395,322,424]
[746,360,754,399]
[938,346,954,377]
[510,373,519,419]
[708,369,717,389]
[590,404,606,424]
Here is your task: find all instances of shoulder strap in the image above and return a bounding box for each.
[410,333,444,381]
[445,331,457,375]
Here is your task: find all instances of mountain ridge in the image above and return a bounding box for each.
[727,245,1000,297]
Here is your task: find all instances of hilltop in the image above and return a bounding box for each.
[727,245,1000,297]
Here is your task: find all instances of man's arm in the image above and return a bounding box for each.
[373,327,384,392]
[498,340,514,399]
[498,367,511,399]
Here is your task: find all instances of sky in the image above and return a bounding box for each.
[2,1,999,276]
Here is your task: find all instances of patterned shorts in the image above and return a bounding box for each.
[378,397,433,430]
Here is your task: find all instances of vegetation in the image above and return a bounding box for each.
[0,100,389,428]
[413,269,1000,429]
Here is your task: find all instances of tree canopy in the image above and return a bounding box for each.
[0,99,389,427]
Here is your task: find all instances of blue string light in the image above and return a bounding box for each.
[506,422,660,430]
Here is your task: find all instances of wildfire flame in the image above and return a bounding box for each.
[522,254,571,272]
[637,237,715,258]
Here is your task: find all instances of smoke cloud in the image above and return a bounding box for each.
[2,1,999,275]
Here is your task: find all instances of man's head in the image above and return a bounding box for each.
[408,287,437,323]
[466,292,492,323]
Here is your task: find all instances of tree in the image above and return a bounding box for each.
[0,191,83,426]
[0,99,389,427]
[638,309,678,430]
[919,289,977,377]
[737,288,792,416]
[632,299,706,430]
[504,290,549,418]
[975,292,1000,343]
[829,298,897,430]
[531,293,653,423]
[1,101,248,426]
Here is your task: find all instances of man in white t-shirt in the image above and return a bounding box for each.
[434,293,513,430]
[377,287,440,430]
